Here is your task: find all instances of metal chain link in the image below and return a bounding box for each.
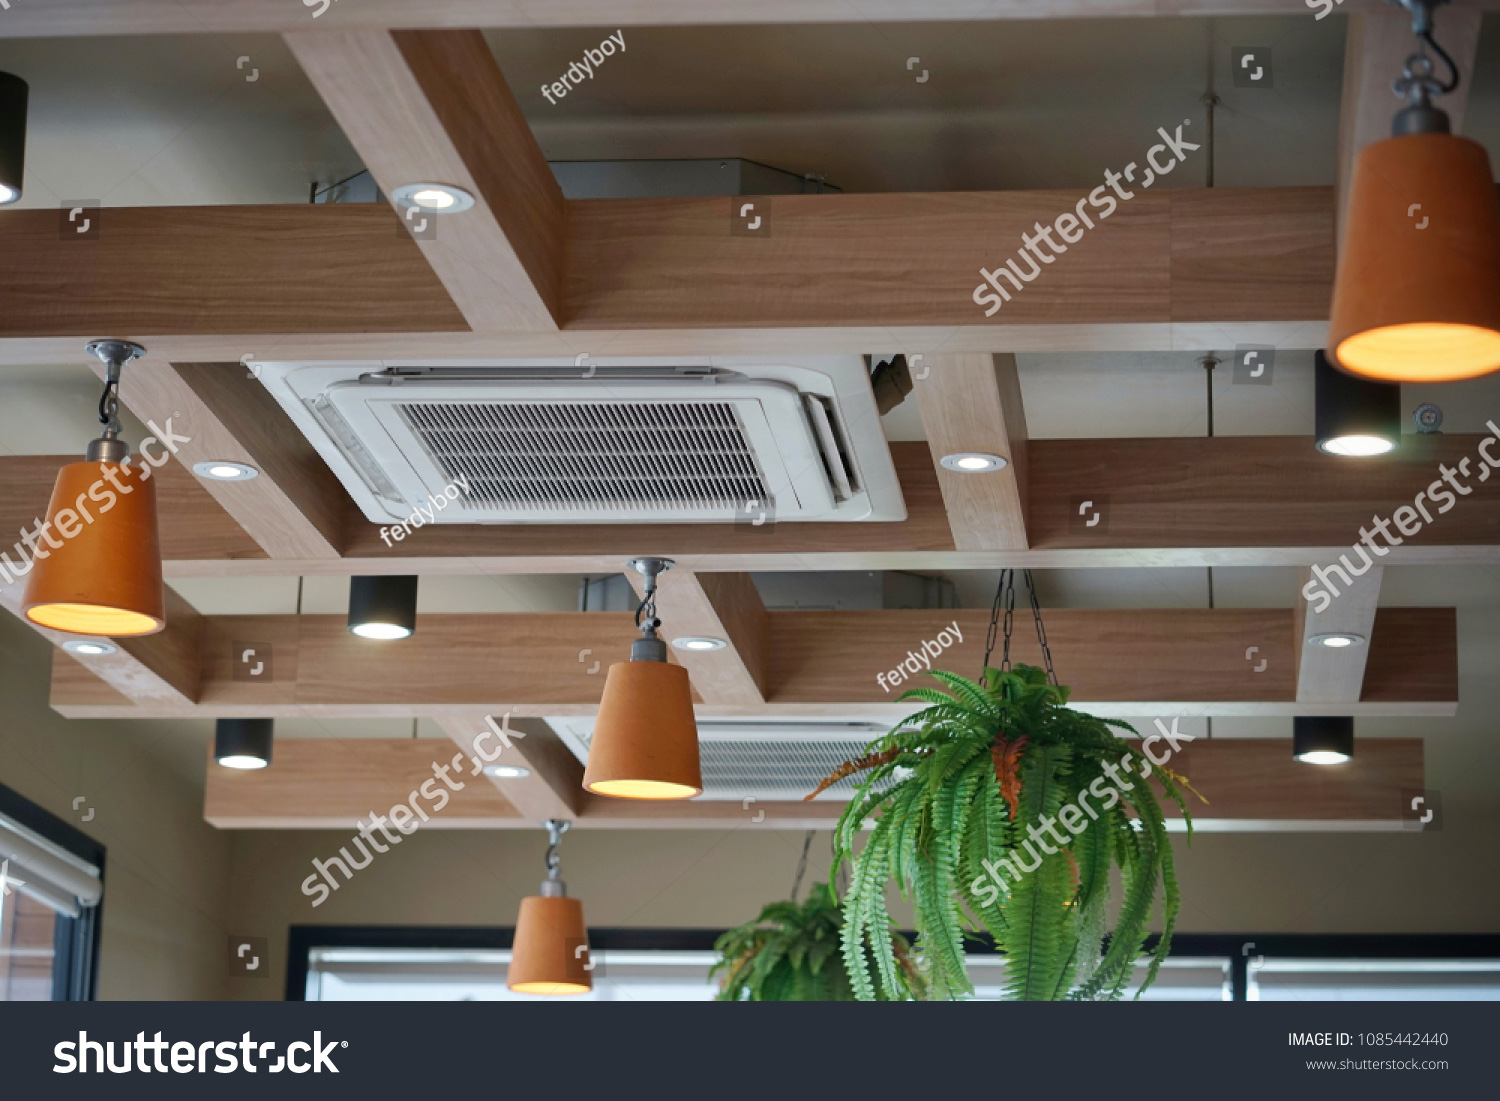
[790,829,814,902]
[981,569,1016,673]
[1023,569,1059,686]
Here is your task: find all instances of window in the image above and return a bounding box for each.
[0,783,104,1001]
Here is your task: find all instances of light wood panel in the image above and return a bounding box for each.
[1169,187,1334,322]
[98,360,346,560]
[915,353,1028,550]
[1336,8,1482,244]
[0,206,465,337]
[623,569,769,706]
[1027,434,1500,551]
[203,738,519,829]
[50,606,1457,718]
[201,735,1425,830]
[1294,564,1381,704]
[287,29,563,331]
[437,714,585,822]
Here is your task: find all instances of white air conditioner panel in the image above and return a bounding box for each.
[251,358,904,526]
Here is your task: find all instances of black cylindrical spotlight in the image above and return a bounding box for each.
[215,718,274,770]
[1316,350,1400,456]
[348,575,418,639]
[1293,715,1354,765]
[0,72,27,205]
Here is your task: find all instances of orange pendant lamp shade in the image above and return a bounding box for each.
[584,658,703,799]
[1330,133,1500,383]
[507,895,593,995]
[22,459,164,637]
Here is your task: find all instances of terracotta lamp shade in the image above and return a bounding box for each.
[583,659,703,800]
[1330,133,1500,383]
[507,896,592,995]
[22,460,165,637]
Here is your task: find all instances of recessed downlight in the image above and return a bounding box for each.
[671,636,728,652]
[392,182,475,213]
[193,461,260,482]
[485,765,532,779]
[1309,632,1366,649]
[61,639,117,656]
[939,453,1008,473]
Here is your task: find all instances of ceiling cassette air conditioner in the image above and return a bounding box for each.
[250,358,905,525]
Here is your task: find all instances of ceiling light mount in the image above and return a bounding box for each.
[626,556,673,663]
[391,182,476,213]
[1391,0,1457,136]
[85,340,147,464]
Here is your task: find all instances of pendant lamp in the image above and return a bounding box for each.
[1329,0,1500,383]
[508,820,592,996]
[23,342,165,637]
[582,557,703,800]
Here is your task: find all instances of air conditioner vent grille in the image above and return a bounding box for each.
[396,400,770,515]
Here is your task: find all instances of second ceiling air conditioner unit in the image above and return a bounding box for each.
[250,358,905,525]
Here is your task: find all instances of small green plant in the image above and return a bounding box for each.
[711,883,924,1001]
[817,664,1201,1001]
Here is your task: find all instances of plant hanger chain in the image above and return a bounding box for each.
[981,568,1058,686]
[790,829,814,902]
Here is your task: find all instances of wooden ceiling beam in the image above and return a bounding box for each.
[6,432,1500,575]
[1294,564,1382,704]
[50,606,1457,719]
[623,569,769,706]
[287,29,565,332]
[0,185,1331,337]
[201,735,1426,832]
[1336,7,1481,246]
[436,713,586,822]
[915,353,1029,550]
[0,1,1446,39]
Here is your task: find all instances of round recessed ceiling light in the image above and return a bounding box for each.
[193,461,260,482]
[392,182,475,214]
[485,765,532,779]
[61,639,117,656]
[1309,632,1366,649]
[1317,434,1397,457]
[939,453,1008,473]
[671,636,728,652]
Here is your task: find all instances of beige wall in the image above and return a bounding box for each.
[0,614,231,1000]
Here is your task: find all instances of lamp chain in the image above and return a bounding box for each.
[543,818,570,882]
[790,829,814,902]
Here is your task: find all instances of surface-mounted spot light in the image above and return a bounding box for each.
[23,341,165,638]
[347,576,418,640]
[583,557,703,800]
[215,718,274,770]
[391,183,475,213]
[1315,351,1400,456]
[1293,715,1354,765]
[1309,632,1366,649]
[939,453,1008,473]
[193,461,260,482]
[61,639,117,656]
[0,72,27,205]
[508,820,592,996]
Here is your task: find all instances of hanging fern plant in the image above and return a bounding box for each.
[816,662,1203,1001]
[710,882,925,1001]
